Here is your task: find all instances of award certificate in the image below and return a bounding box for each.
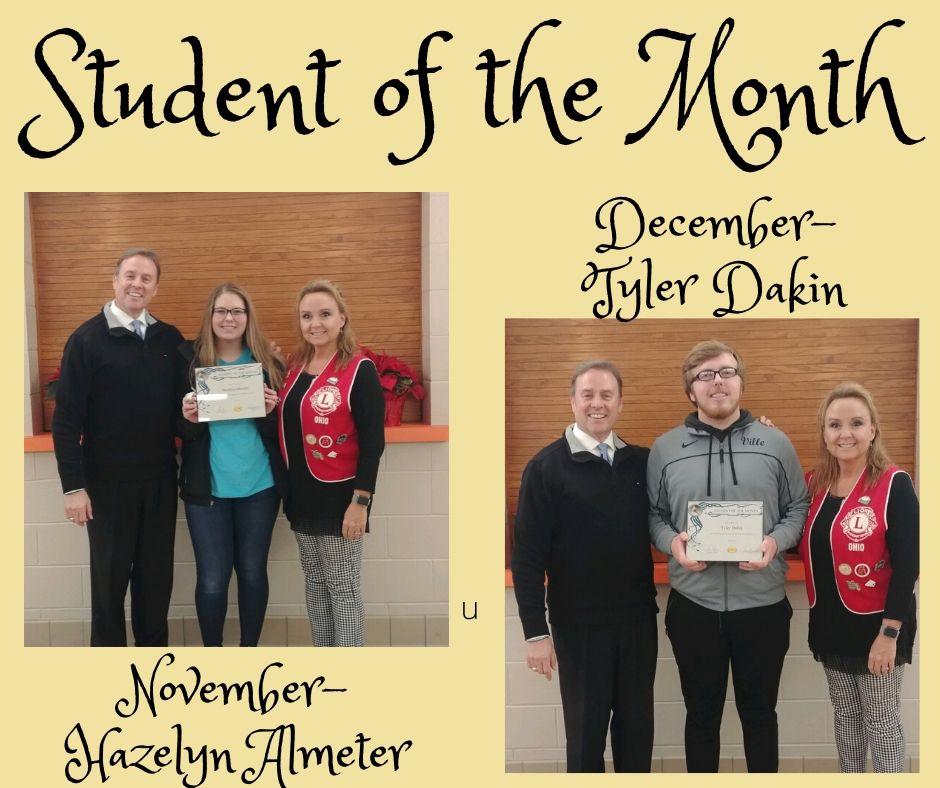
[194,363,265,422]
[686,501,764,562]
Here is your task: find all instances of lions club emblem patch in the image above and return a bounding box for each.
[841,506,877,542]
[310,385,342,416]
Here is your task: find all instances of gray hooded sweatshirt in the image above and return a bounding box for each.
[647,410,809,611]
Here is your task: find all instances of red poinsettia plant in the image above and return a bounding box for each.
[361,347,426,400]
[46,367,61,400]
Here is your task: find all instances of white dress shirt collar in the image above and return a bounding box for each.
[108,301,150,335]
[571,423,615,455]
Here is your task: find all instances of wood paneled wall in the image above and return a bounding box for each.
[505,319,918,557]
[31,192,423,424]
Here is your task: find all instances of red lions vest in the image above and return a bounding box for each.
[800,466,905,614]
[278,352,370,482]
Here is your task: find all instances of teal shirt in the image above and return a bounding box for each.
[208,348,275,498]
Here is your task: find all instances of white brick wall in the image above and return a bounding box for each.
[505,585,919,766]
[24,443,449,627]
[421,192,448,426]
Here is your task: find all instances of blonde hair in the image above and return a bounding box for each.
[192,282,284,389]
[810,382,893,496]
[681,340,745,396]
[292,280,358,370]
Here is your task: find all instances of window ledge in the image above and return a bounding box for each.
[25,424,448,453]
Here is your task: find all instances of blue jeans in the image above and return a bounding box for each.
[185,486,280,646]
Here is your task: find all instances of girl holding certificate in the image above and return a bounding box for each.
[277,280,385,647]
[800,383,919,772]
[178,283,286,646]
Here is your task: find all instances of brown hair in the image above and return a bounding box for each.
[192,282,285,389]
[681,340,745,396]
[114,248,161,280]
[570,360,623,397]
[292,280,358,370]
[810,382,893,496]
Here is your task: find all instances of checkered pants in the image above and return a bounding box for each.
[823,664,906,772]
[294,532,364,647]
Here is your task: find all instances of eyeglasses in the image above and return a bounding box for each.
[213,307,247,318]
[693,367,739,383]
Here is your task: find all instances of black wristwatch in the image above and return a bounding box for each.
[880,625,900,639]
[352,493,372,506]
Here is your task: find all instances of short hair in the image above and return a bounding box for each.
[570,360,623,397]
[810,382,893,496]
[681,340,745,395]
[114,248,161,281]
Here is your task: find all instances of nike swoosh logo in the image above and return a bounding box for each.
[681,441,697,448]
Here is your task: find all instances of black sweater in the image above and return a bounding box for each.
[53,310,183,491]
[511,428,657,639]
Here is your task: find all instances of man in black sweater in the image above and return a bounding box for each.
[511,360,657,773]
[53,249,183,646]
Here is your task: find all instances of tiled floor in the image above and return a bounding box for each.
[25,615,449,647]
[506,756,920,773]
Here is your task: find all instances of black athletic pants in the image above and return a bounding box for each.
[665,589,792,772]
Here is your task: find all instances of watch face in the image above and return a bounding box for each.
[882,626,900,638]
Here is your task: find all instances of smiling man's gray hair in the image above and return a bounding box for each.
[570,360,623,397]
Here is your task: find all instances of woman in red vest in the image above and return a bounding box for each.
[800,383,918,771]
[278,280,385,646]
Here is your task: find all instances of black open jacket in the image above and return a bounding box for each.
[175,340,288,505]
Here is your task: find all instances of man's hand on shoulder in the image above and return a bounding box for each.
[671,531,707,572]
[526,637,557,681]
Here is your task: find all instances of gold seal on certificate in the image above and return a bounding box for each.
[686,501,764,562]
[194,363,265,422]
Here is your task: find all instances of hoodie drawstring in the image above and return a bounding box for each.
[706,435,713,497]
[727,436,739,486]
[704,433,739,496]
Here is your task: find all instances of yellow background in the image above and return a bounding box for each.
[4,0,935,784]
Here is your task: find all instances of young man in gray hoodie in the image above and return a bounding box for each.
[648,340,809,773]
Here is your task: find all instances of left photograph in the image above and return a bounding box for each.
[24,192,449,647]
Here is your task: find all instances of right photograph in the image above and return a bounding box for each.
[504,318,919,774]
